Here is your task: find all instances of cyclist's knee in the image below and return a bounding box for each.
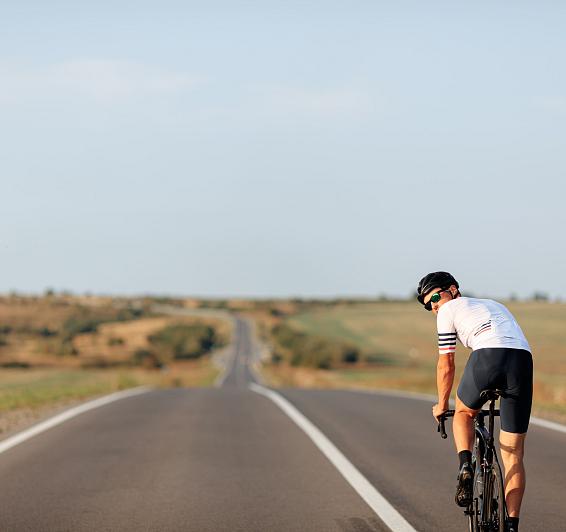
[499,430,526,459]
[455,396,477,418]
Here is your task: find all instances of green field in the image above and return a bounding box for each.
[279,301,566,421]
[289,301,438,364]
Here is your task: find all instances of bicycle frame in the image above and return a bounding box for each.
[475,400,500,473]
[437,394,507,531]
[473,401,505,530]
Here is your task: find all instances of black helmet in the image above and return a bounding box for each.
[417,272,459,306]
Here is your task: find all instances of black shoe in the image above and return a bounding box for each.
[455,462,474,507]
[505,520,518,532]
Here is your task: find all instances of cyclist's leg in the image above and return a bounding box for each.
[499,349,533,519]
[455,350,484,452]
[452,395,479,507]
[499,431,526,518]
[453,396,478,452]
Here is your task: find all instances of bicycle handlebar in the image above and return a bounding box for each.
[436,408,501,439]
[437,410,455,439]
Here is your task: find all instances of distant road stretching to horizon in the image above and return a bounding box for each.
[0,317,563,531]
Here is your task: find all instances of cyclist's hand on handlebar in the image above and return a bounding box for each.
[432,403,448,422]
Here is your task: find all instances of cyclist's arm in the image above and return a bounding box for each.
[436,305,457,412]
[436,353,455,410]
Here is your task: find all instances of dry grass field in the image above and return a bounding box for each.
[73,315,232,368]
[0,295,231,368]
[262,301,566,422]
[0,296,231,436]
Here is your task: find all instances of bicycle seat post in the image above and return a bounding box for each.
[479,389,502,447]
[488,398,496,446]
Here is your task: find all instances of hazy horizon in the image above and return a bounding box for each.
[1,287,560,303]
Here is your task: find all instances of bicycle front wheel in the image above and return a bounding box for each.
[484,461,505,532]
[468,439,482,532]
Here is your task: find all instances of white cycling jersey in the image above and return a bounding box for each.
[436,297,530,355]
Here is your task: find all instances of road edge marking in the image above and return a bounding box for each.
[249,383,417,532]
[0,386,152,455]
[529,416,566,434]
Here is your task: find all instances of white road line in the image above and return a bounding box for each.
[530,416,566,434]
[249,383,417,532]
[0,386,151,455]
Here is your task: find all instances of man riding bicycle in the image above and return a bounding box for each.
[417,272,533,532]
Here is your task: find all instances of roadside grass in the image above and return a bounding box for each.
[0,360,220,436]
[0,369,136,412]
[0,362,220,411]
[263,301,566,423]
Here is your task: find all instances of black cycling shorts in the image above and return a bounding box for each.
[457,348,533,434]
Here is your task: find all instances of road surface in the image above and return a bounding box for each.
[0,316,563,531]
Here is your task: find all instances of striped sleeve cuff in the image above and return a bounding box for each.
[438,332,456,354]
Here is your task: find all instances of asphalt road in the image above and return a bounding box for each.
[0,317,564,531]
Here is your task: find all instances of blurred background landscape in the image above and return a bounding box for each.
[2,292,565,439]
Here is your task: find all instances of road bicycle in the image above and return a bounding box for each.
[438,390,507,532]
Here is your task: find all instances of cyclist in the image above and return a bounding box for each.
[417,272,533,532]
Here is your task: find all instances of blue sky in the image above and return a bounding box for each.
[1,2,565,298]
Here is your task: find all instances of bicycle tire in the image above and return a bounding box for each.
[467,497,479,532]
[481,462,505,531]
[490,459,506,532]
[469,439,482,532]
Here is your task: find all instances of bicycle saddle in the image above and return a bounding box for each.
[479,389,506,401]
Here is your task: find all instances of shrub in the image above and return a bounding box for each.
[132,349,163,369]
[342,347,359,364]
[1,361,30,368]
[271,352,284,365]
[316,356,332,370]
[116,307,145,321]
[148,324,220,361]
[62,317,101,340]
[80,357,123,369]
[107,336,125,346]
[272,324,360,370]
[37,327,57,337]
[61,306,145,342]
[56,339,79,356]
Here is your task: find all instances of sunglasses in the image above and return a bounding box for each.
[424,290,448,311]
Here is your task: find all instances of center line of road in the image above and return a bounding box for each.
[249,383,417,532]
